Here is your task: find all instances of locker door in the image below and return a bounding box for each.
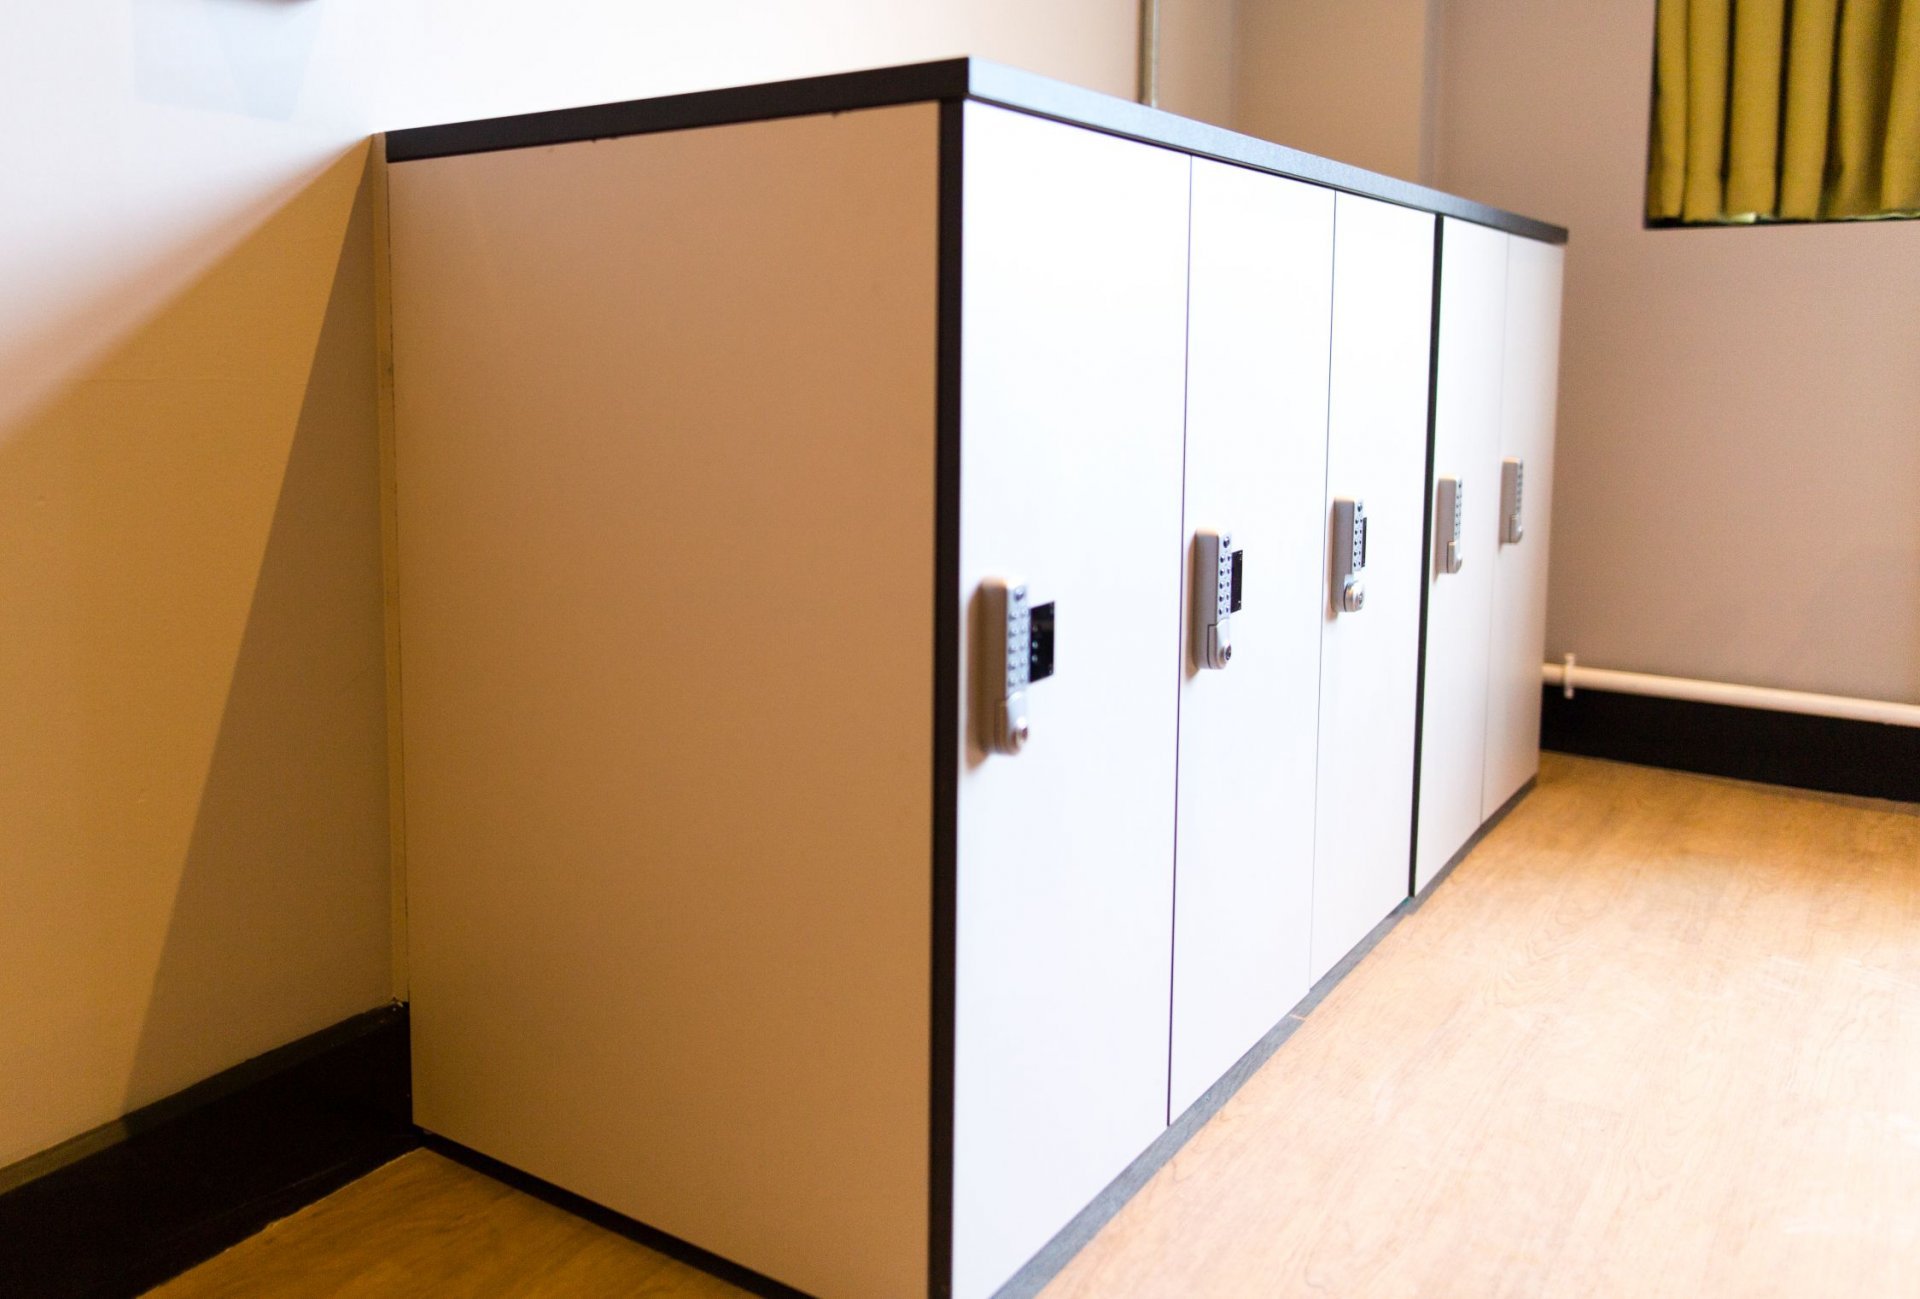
[1483,236,1566,816]
[1413,219,1506,893]
[951,103,1190,1299]
[1310,195,1435,983]
[1170,159,1333,1118]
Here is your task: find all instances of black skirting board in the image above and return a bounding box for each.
[0,1004,416,1299]
[1541,684,1920,804]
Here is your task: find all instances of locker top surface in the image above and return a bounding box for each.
[383,56,1567,246]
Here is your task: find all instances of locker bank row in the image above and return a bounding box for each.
[384,60,1565,1299]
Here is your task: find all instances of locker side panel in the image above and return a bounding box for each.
[1484,237,1566,817]
[1414,218,1506,892]
[951,103,1189,1299]
[1170,159,1334,1118]
[1310,195,1435,983]
[391,106,939,1299]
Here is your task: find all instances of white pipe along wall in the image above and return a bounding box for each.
[1544,661,1920,729]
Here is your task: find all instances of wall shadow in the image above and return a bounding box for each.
[0,139,391,1163]
[121,148,392,1112]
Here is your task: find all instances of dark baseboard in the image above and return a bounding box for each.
[0,1004,417,1299]
[1541,685,1920,804]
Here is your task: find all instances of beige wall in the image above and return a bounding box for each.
[1232,0,1435,180]
[0,133,393,1169]
[1159,0,1240,126]
[0,0,1148,1171]
[1432,0,1920,703]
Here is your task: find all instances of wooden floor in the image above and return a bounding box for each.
[155,755,1920,1298]
[145,1149,746,1298]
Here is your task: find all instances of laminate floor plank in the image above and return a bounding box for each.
[146,1150,748,1298]
[151,755,1920,1298]
[1044,755,1920,1299]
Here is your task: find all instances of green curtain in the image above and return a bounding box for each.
[1649,0,1920,221]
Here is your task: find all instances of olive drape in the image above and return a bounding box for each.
[1649,0,1920,221]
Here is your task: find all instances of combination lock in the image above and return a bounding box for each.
[1332,498,1367,614]
[1500,458,1525,545]
[1194,529,1240,670]
[981,578,1032,756]
[1436,477,1465,575]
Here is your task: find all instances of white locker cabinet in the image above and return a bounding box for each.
[1413,225,1567,885]
[1484,236,1567,817]
[1169,159,1333,1119]
[1413,219,1508,893]
[1309,194,1437,983]
[950,102,1189,1299]
[386,58,1566,1299]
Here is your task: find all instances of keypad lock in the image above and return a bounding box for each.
[1436,477,1465,575]
[981,578,1033,756]
[1194,529,1240,671]
[1500,458,1525,545]
[1331,498,1367,614]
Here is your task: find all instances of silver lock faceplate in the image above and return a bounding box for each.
[1332,498,1367,614]
[1195,529,1236,670]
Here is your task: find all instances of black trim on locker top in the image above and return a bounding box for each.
[385,60,973,165]
[385,58,1567,246]
[1541,687,1920,805]
[928,97,966,1299]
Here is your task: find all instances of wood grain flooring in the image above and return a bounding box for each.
[153,755,1920,1298]
[145,1149,747,1298]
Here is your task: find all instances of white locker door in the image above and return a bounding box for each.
[1310,195,1435,984]
[1483,236,1566,817]
[952,103,1190,1299]
[1170,159,1334,1118]
[1413,219,1507,893]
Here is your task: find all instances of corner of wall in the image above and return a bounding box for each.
[371,132,409,1005]
[1418,0,1446,187]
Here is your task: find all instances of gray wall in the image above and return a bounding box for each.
[1432,0,1920,703]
